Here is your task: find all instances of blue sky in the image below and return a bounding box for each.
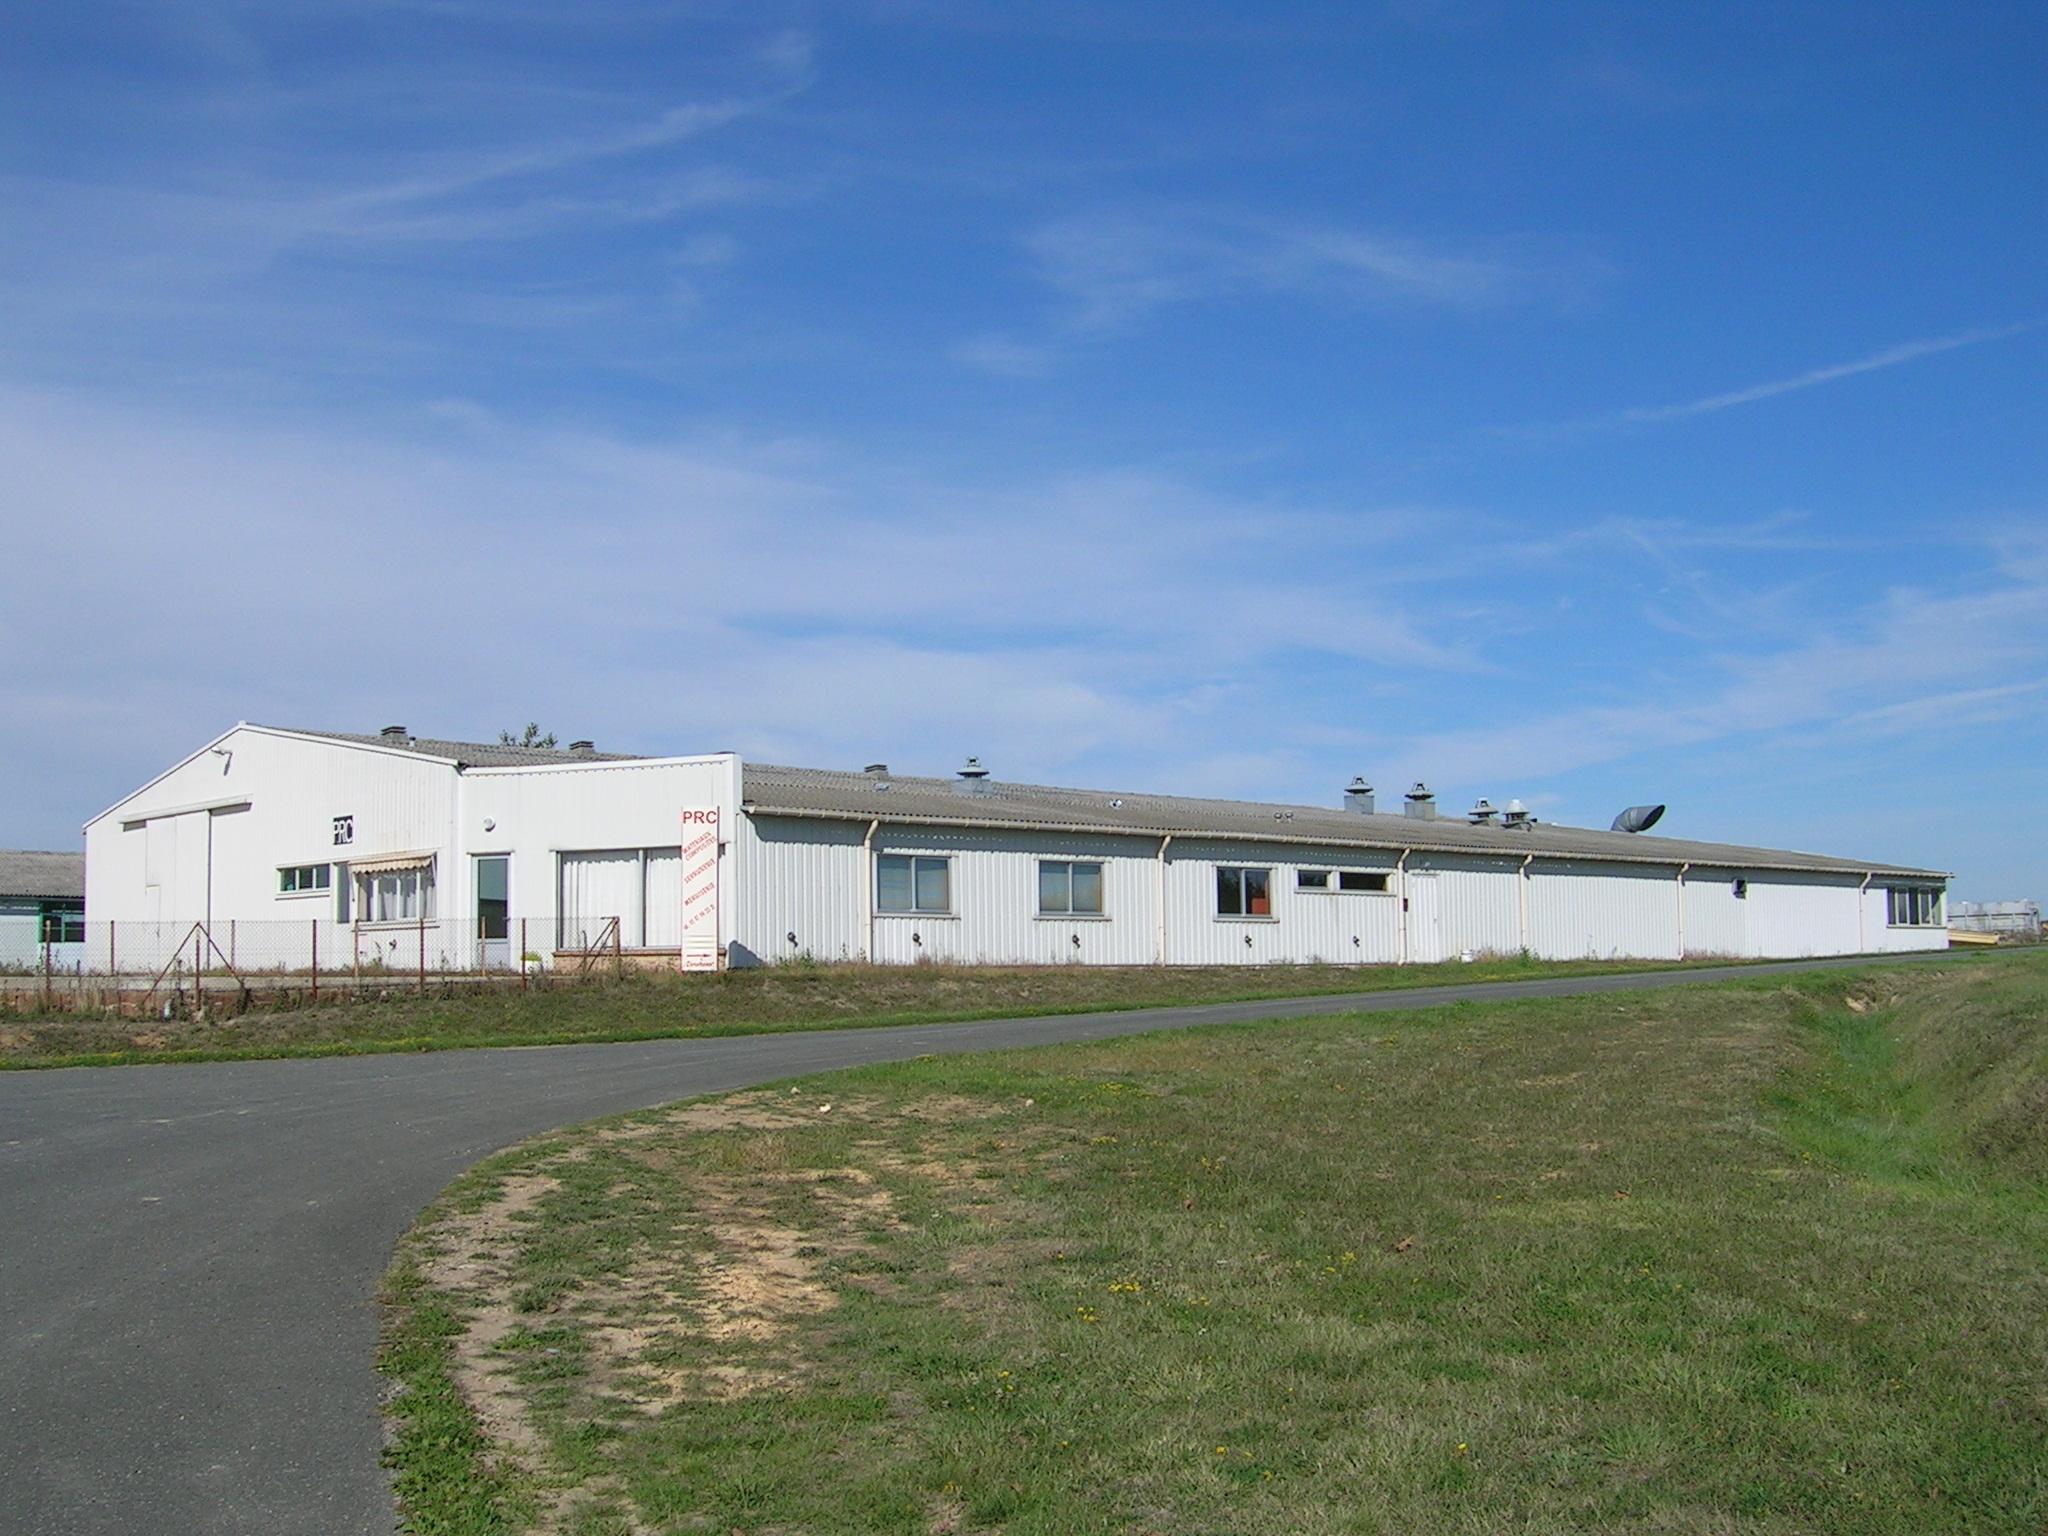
[3,1,2044,899]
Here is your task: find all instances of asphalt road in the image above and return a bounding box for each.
[0,954,1940,1535]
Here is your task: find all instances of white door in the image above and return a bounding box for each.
[1406,872,1443,964]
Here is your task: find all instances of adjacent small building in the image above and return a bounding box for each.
[82,722,1952,973]
[0,850,86,969]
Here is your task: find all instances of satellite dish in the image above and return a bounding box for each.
[1611,804,1666,834]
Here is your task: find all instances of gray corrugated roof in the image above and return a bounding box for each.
[741,764,1946,879]
[0,850,85,900]
[278,728,646,768]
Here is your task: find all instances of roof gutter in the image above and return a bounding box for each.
[740,803,1945,882]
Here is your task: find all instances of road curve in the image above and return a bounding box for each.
[0,954,1938,1534]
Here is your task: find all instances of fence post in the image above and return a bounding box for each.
[42,935,52,1012]
[311,920,319,1005]
[520,918,528,992]
[417,914,426,997]
[193,926,205,1019]
[108,922,116,981]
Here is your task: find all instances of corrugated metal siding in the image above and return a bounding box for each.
[732,814,868,964]
[870,826,1161,966]
[1162,839,1398,965]
[1528,861,1682,960]
[1736,871,1864,957]
[1416,854,1523,957]
[1681,874,1748,957]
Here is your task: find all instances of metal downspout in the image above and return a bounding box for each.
[861,818,880,963]
[1858,871,1873,953]
[1676,861,1690,959]
[1519,853,1535,955]
[1397,849,1412,964]
[1155,834,1174,965]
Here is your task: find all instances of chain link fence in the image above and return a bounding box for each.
[0,916,636,1017]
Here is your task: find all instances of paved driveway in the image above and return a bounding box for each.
[0,956,1928,1534]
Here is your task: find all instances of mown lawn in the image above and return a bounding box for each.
[381,952,2048,1535]
[3,952,1776,1068]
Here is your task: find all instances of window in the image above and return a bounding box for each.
[1887,886,1942,928]
[39,903,84,944]
[355,864,435,923]
[1217,866,1273,917]
[1302,869,1391,893]
[279,864,331,895]
[1039,860,1105,914]
[878,854,951,914]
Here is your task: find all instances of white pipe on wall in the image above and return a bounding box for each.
[1397,848,1412,964]
[860,817,880,963]
[1155,834,1175,965]
[1676,861,1690,959]
[1519,852,1535,954]
[1858,870,1872,952]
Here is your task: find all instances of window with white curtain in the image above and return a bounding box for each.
[355,864,435,923]
[559,847,686,948]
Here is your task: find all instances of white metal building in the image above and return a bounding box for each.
[83,723,1951,972]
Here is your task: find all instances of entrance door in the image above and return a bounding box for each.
[1406,872,1444,964]
[475,855,510,970]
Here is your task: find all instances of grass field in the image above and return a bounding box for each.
[0,953,1773,1069]
[378,951,2047,1535]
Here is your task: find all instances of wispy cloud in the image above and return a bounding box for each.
[954,208,1600,374]
[1621,320,2042,424]
[1028,211,1576,330]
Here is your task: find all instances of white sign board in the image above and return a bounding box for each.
[678,808,721,972]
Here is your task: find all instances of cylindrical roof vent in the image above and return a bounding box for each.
[1468,798,1498,825]
[954,756,993,796]
[1404,782,1436,820]
[1343,776,1375,815]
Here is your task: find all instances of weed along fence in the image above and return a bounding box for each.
[0,916,635,1017]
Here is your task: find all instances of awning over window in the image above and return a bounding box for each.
[346,851,436,876]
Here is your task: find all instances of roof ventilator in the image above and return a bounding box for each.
[1502,799,1533,829]
[863,763,889,775]
[1342,776,1375,815]
[1404,782,1436,820]
[955,756,994,798]
[1468,798,1498,825]
[380,725,412,746]
[568,740,596,758]
[1610,804,1666,834]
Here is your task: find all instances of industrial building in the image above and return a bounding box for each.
[0,850,86,969]
[83,723,1951,972]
